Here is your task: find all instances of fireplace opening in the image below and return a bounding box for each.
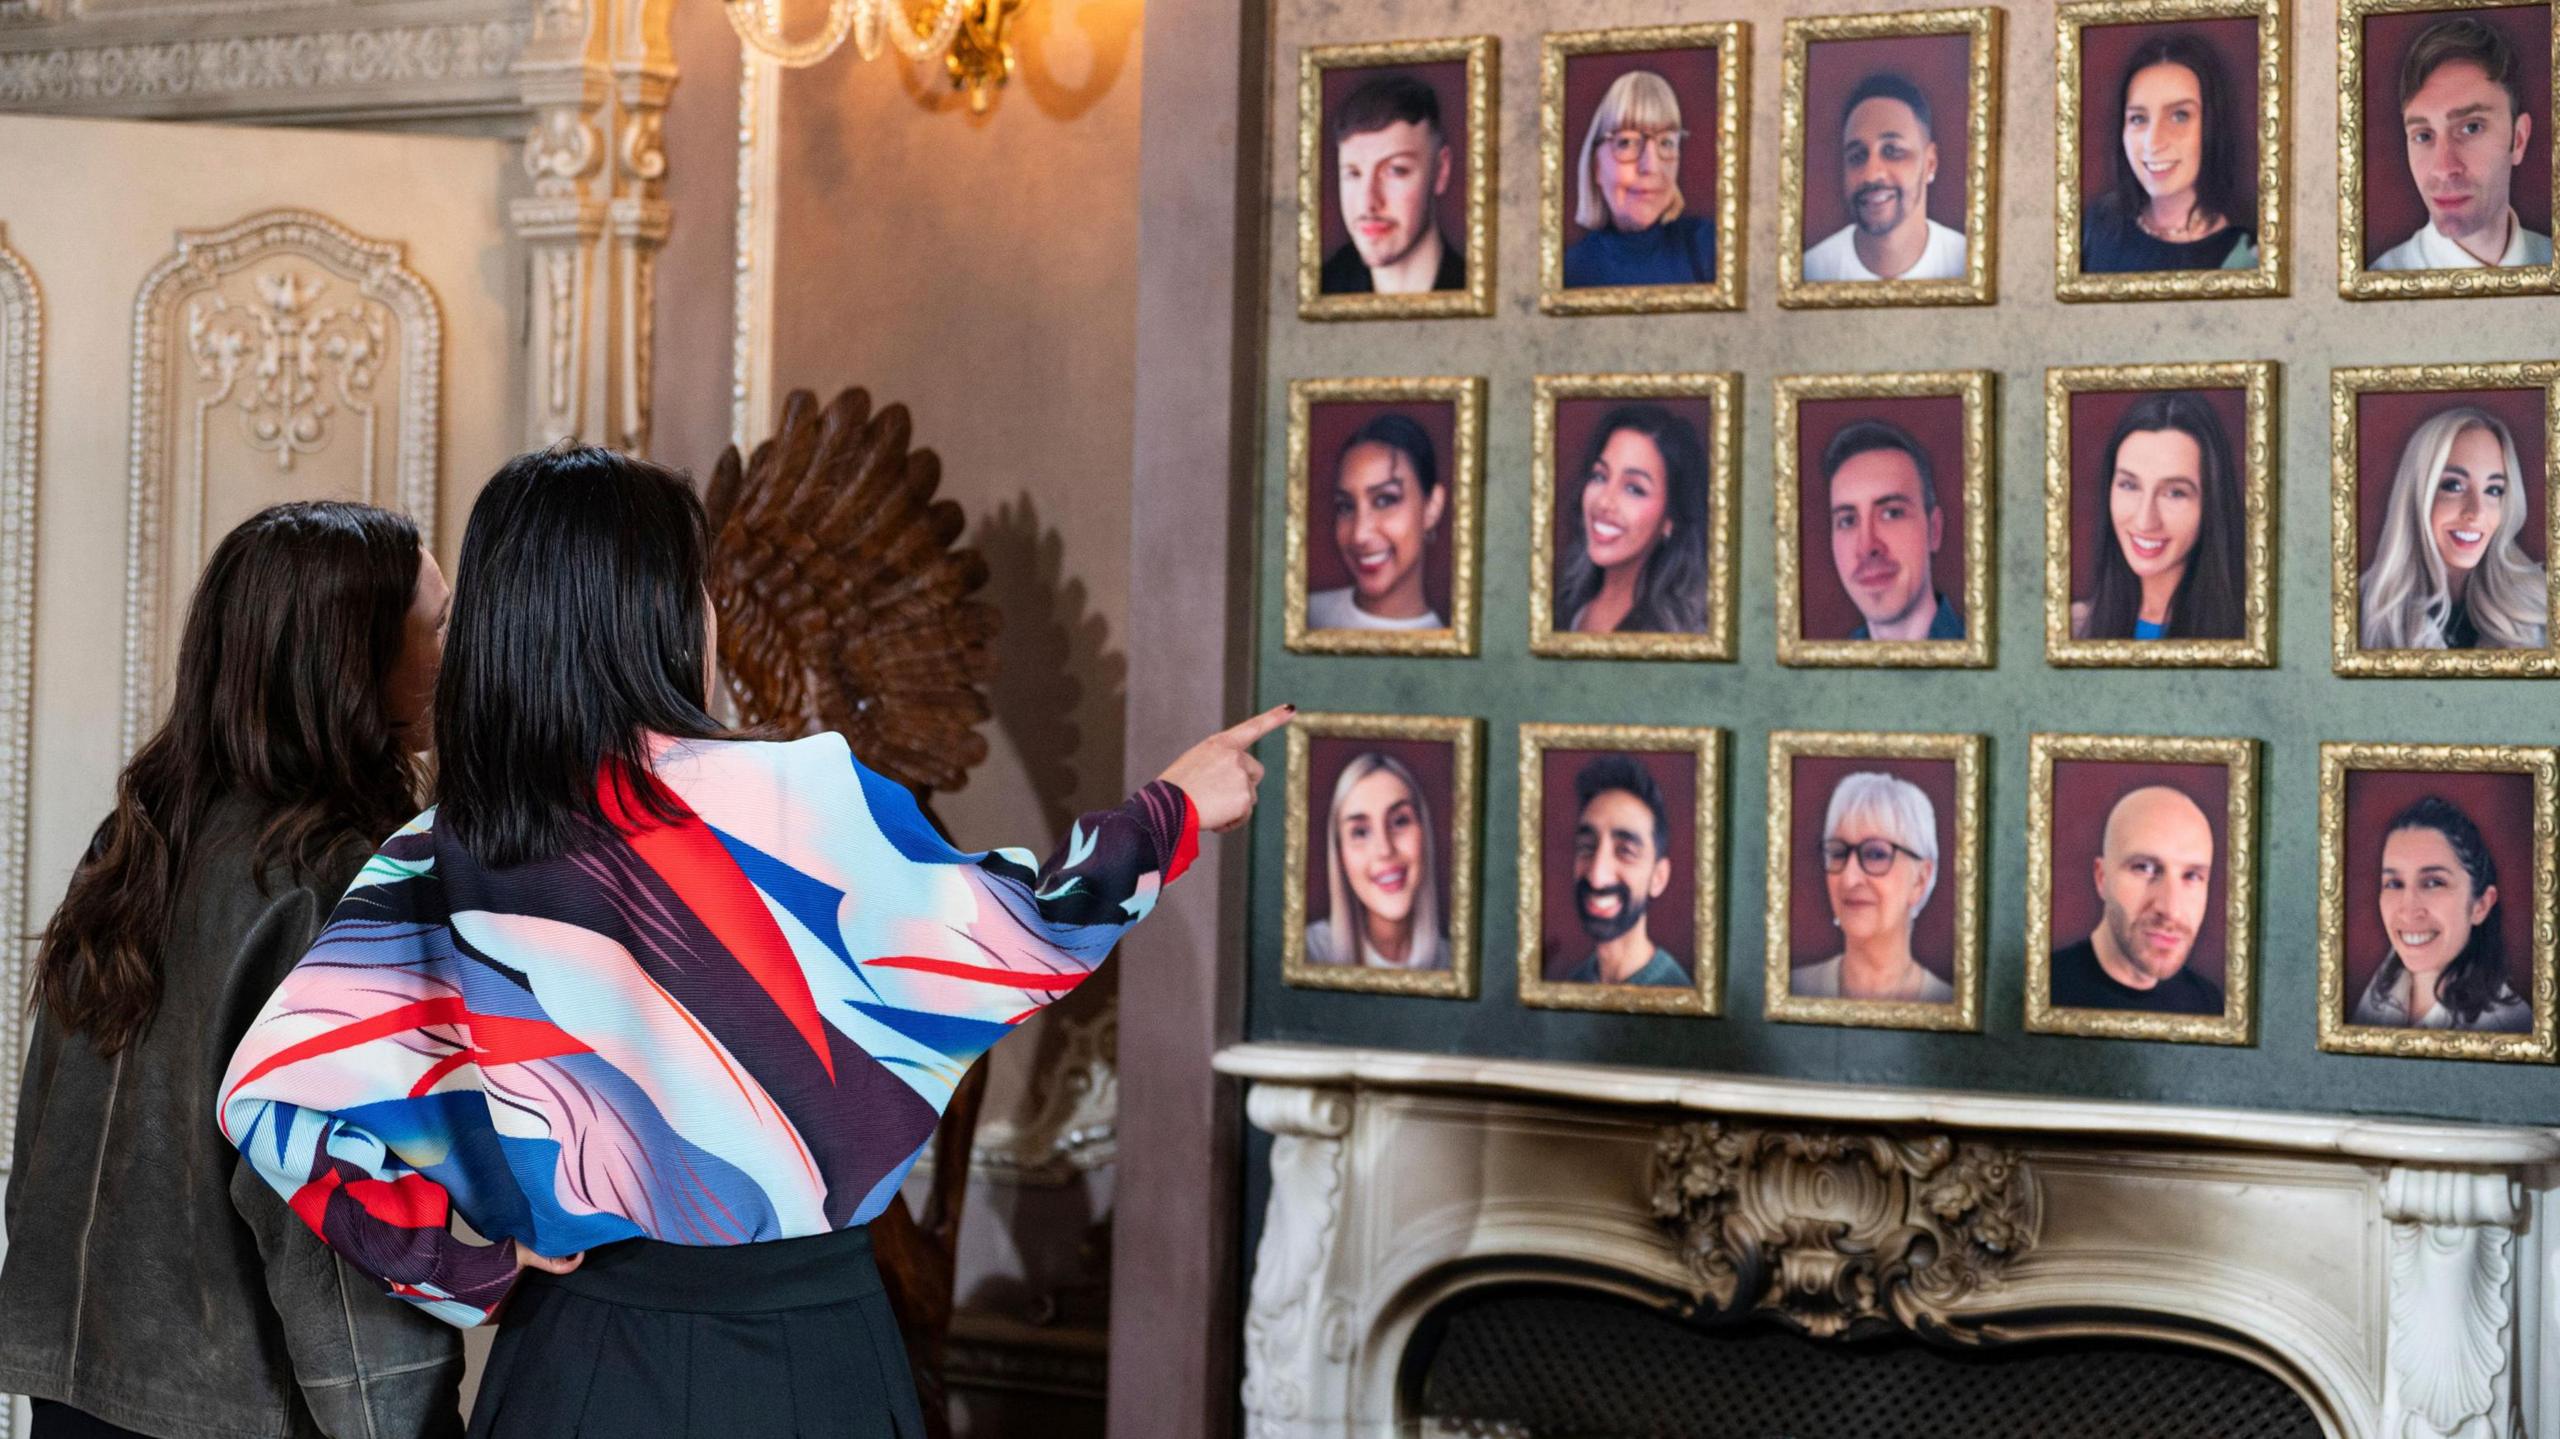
[1405,1284,2321,1439]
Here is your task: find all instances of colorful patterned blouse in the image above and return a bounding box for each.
[218,734,1197,1328]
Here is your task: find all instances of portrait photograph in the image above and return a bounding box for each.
[1541,22,1748,315]
[2342,0,2558,299]
[1516,724,1723,1015]
[1529,373,1739,661]
[1779,7,2001,307]
[1298,37,1497,320]
[2025,734,2257,1044]
[1763,730,1984,1033]
[2045,362,2277,667]
[2317,743,2556,1062]
[1284,377,1482,657]
[1282,712,1481,999]
[2332,364,2560,675]
[2056,0,2288,301]
[1773,370,1994,667]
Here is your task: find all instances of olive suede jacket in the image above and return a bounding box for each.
[0,800,463,1439]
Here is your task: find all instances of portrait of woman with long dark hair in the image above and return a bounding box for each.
[1553,402,1713,635]
[2081,30,2260,273]
[2071,390,2249,641]
[2351,795,2531,1032]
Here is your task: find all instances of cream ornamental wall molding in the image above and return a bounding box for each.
[0,224,41,1175]
[123,208,442,757]
[1220,1043,2559,1439]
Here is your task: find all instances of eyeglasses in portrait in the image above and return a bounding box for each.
[2317,743,2557,1062]
[1516,725,1722,1016]
[2025,734,2257,1044]
[1284,377,1482,657]
[1298,37,1497,320]
[1774,370,1994,667]
[2045,362,2277,667]
[1541,22,1748,315]
[2331,364,2560,676]
[1529,374,1739,661]
[2342,0,2559,299]
[1282,713,1480,999]
[2056,0,2288,301]
[1779,7,2001,308]
[1763,731,1984,1033]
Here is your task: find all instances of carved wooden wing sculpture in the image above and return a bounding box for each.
[704,386,1001,1439]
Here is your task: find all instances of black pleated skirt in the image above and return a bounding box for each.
[465,1225,924,1439]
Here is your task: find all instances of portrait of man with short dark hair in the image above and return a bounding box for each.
[1561,753,1687,987]
[1803,69,1971,282]
[1822,418,1965,641]
[2377,14,2551,270]
[1320,70,1467,296]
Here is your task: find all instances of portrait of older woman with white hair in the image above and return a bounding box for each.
[2359,404,2551,652]
[1563,68,1719,288]
[1792,770,1953,1002]
[1305,750,1450,971]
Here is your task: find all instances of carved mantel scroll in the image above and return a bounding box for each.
[512,0,674,454]
[124,207,441,757]
[0,223,40,1171]
[2380,1167,2525,1439]
[1241,1084,1354,1439]
[1647,1120,2041,1342]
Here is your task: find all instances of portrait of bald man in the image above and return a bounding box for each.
[2049,783,2227,1014]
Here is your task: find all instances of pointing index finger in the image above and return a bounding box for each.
[1220,704,1296,748]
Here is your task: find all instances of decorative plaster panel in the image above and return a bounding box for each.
[0,224,40,1174]
[124,208,441,755]
[0,15,528,121]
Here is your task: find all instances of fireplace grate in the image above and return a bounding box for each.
[1412,1286,2321,1439]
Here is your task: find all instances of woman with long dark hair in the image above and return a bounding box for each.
[2352,795,2531,1032]
[218,446,1277,1435]
[2071,391,2248,640]
[2080,31,2258,273]
[0,502,465,1439]
[1554,403,1712,635]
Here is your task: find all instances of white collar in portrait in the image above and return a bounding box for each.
[1801,219,1968,282]
[2373,209,2554,272]
[1308,586,1445,631]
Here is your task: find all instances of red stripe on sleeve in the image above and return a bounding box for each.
[344,1174,453,1230]
[1165,793,1201,884]
[864,955,1087,989]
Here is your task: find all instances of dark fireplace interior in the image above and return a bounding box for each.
[1405,1285,2321,1439]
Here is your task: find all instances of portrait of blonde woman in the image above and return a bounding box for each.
[1563,68,1719,289]
[1792,770,1953,1002]
[2359,405,2550,651]
[1306,750,1450,971]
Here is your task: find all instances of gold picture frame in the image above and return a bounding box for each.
[2315,741,2559,1062]
[2024,732,2259,1045]
[2054,0,2290,301]
[1283,375,1485,657]
[1529,372,1742,661]
[1540,22,1751,316]
[1778,6,2003,309]
[1298,35,1499,321]
[2329,362,2560,676]
[1516,723,1725,1015]
[2338,0,2560,301]
[1763,730,1986,1033]
[1773,369,1996,667]
[2044,360,2279,667]
[1281,710,1483,999]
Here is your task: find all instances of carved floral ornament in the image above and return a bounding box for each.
[1647,1120,2041,1340]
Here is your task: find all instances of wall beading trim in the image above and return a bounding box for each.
[0,224,40,1174]
[0,18,529,112]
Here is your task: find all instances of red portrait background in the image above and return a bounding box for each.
[1318,61,1472,271]
[1800,31,1976,244]
[2075,16,2263,220]
[2353,387,2550,572]
[2065,387,2251,600]
[1783,754,1961,982]
[2047,759,2235,991]
[1793,393,1971,640]
[1300,734,1457,939]
[1304,399,1458,622]
[2358,4,2555,264]
[1536,747,1701,983]
[2338,766,2540,1013]
[1549,394,1721,628]
[1559,46,1724,251]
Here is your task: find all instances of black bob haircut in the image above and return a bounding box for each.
[434,443,728,868]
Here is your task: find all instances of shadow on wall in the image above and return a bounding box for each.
[971,491,1129,833]
[897,0,1139,125]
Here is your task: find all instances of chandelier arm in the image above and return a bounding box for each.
[724,0,859,69]
[885,0,970,60]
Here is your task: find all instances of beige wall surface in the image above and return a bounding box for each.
[650,0,743,476]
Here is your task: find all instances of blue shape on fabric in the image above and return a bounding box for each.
[848,1140,930,1226]
[709,823,856,969]
[844,1000,1014,1060]
[854,757,969,865]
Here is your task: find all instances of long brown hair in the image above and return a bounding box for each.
[30,501,426,1056]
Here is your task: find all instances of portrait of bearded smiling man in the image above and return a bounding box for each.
[2049,784,2226,1014]
[1321,72,1468,295]
[1562,755,1688,987]
[1802,70,1971,282]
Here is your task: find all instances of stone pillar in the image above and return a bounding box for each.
[512,0,673,455]
[1241,1084,1356,1439]
[2381,1166,2526,1439]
